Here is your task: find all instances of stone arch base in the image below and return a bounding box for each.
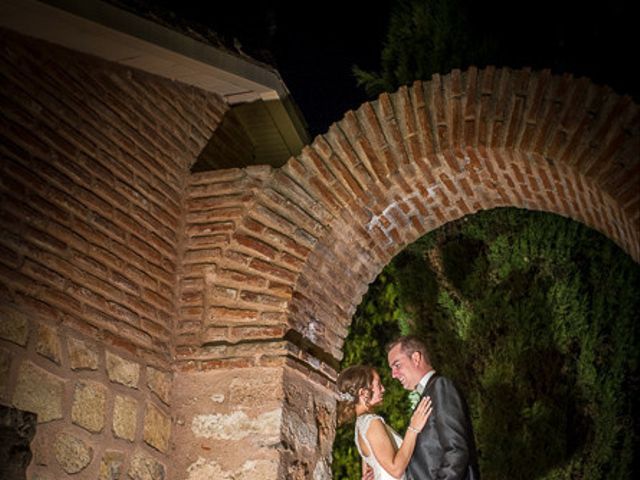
[171,67,639,478]
[171,363,335,479]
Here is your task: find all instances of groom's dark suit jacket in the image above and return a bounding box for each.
[407,375,480,480]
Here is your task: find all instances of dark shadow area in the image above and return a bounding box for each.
[334,208,639,479]
[0,404,37,480]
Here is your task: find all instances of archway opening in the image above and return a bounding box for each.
[332,207,639,479]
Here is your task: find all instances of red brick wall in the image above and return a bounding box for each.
[189,67,639,370]
[0,28,226,363]
[0,28,227,478]
[1,26,638,478]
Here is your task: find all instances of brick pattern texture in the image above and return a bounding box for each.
[0,28,225,479]
[1,24,639,480]
[184,67,639,368]
[0,28,225,361]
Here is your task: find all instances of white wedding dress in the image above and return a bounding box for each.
[355,414,405,480]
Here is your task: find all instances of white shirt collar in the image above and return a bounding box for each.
[416,370,436,395]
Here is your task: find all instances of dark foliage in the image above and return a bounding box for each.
[333,208,639,479]
[355,0,638,101]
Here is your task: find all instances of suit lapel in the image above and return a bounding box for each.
[422,373,438,397]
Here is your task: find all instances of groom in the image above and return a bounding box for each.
[386,335,479,480]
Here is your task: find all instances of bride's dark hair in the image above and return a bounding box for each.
[336,365,375,425]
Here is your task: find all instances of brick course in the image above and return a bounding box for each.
[181,67,638,371]
[1,24,638,480]
[1,28,225,360]
[1,28,224,480]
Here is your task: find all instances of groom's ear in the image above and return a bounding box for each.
[411,351,422,366]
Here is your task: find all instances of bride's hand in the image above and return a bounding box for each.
[409,396,432,432]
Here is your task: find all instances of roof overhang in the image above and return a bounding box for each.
[0,0,310,167]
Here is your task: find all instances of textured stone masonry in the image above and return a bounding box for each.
[113,395,138,442]
[1,21,639,480]
[106,351,140,389]
[143,402,171,453]
[67,337,99,371]
[12,361,64,424]
[72,381,107,433]
[177,67,639,373]
[1,306,171,479]
[54,432,93,474]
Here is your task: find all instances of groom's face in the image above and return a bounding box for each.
[388,344,422,391]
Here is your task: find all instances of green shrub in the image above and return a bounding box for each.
[332,208,639,479]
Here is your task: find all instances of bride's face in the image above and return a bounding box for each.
[368,370,386,407]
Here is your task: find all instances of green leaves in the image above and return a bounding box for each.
[332,207,639,479]
[352,0,491,97]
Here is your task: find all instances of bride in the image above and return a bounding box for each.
[337,365,432,480]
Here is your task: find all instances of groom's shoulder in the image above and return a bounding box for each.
[430,374,462,392]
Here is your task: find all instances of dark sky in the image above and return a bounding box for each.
[117,0,391,136]
[121,0,637,138]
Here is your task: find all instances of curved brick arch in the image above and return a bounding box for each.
[186,66,638,370]
[171,67,640,478]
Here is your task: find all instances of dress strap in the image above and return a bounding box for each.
[355,414,383,457]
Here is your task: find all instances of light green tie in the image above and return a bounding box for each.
[408,390,421,411]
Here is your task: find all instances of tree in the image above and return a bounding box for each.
[334,208,640,478]
[353,0,481,96]
[354,0,638,100]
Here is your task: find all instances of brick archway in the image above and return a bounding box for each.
[6,19,638,479]
[175,67,638,478]
[290,70,639,359]
[183,66,638,365]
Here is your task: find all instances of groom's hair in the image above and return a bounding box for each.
[386,335,431,365]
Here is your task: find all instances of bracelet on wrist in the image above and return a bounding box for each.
[407,426,420,434]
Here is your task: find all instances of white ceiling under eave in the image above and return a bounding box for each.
[0,0,310,169]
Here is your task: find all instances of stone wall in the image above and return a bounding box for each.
[1,307,172,478]
[194,67,639,366]
[1,23,638,480]
[174,67,638,476]
[0,28,225,479]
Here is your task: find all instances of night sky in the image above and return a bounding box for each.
[121,0,638,138]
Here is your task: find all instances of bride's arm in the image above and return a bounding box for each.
[362,460,373,480]
[365,397,432,478]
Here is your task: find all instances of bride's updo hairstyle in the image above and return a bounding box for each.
[336,365,375,425]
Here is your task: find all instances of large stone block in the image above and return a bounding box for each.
[72,380,106,433]
[35,323,62,364]
[171,367,288,479]
[185,458,279,480]
[146,367,171,405]
[113,394,138,441]
[53,431,93,474]
[128,451,166,480]
[106,351,140,388]
[282,409,317,451]
[67,336,99,370]
[143,402,171,453]
[12,361,64,423]
[228,369,283,405]
[99,450,125,480]
[191,409,281,442]
[0,306,29,346]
